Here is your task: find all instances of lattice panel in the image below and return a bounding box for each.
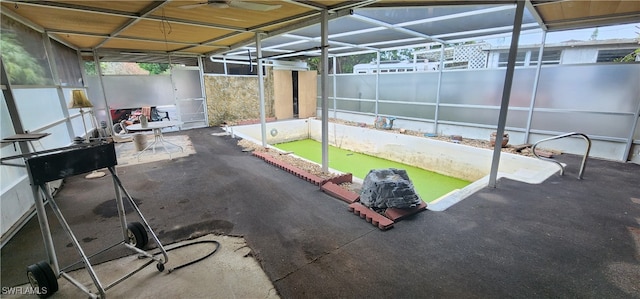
[453,44,489,69]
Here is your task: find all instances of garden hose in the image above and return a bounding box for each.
[152,240,221,273]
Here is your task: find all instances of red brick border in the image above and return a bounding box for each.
[253,151,326,186]
[348,202,394,230]
[253,150,424,230]
[327,173,352,185]
[384,202,428,221]
[321,182,359,204]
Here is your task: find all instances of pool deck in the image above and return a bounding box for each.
[2,126,639,298]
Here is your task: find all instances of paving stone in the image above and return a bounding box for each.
[384,202,428,221]
[321,182,359,204]
[348,202,394,230]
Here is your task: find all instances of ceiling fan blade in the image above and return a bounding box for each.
[177,2,210,9]
[228,0,282,11]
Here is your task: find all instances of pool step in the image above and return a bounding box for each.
[348,202,394,230]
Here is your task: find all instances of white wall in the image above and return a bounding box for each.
[0,93,33,239]
[561,48,598,64]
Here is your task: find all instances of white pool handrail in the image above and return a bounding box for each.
[532,132,591,179]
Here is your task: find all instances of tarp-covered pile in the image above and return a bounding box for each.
[359,168,421,209]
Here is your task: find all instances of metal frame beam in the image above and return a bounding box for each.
[488,0,526,188]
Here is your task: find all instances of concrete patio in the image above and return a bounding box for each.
[1,126,639,298]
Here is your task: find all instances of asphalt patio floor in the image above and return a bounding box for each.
[2,126,639,298]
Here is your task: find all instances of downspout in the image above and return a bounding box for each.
[488,1,525,188]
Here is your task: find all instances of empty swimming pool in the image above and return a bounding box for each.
[274,139,470,203]
[228,119,559,211]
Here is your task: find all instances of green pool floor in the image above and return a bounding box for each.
[274,139,470,203]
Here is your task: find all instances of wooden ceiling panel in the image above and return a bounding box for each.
[101,38,187,52]
[156,1,311,29]
[51,33,106,49]
[559,1,591,20]
[2,0,639,58]
[180,45,225,54]
[616,0,640,14]
[120,20,235,44]
[1,2,129,34]
[588,1,621,16]
[54,1,156,13]
[206,32,257,47]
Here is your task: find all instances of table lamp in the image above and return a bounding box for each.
[69,89,106,179]
[69,89,93,143]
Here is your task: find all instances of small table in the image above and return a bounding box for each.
[1,133,50,153]
[126,121,183,159]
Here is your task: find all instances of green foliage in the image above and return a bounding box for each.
[613,48,640,62]
[138,63,170,74]
[614,26,640,62]
[84,61,97,75]
[0,31,49,85]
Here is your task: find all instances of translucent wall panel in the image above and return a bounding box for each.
[1,16,54,86]
[439,106,499,125]
[1,92,27,192]
[12,88,64,131]
[440,68,536,107]
[101,75,174,108]
[334,99,375,113]
[51,40,83,87]
[438,107,528,128]
[535,64,639,113]
[69,111,94,139]
[334,74,376,99]
[531,112,635,138]
[378,72,439,103]
[40,122,73,149]
[378,102,435,119]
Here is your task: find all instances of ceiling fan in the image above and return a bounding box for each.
[178,0,282,11]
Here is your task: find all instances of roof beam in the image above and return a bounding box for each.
[433,23,539,39]
[6,1,246,32]
[348,13,447,44]
[525,0,548,31]
[283,33,379,51]
[282,0,327,11]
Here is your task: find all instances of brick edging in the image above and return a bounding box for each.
[252,151,325,185]
[348,202,394,230]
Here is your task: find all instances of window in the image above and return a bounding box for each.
[498,51,526,67]
[597,49,637,63]
[530,50,561,66]
[498,49,561,67]
[1,16,54,85]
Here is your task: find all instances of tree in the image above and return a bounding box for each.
[138,63,170,74]
[613,26,640,62]
[0,31,50,85]
[589,28,599,41]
